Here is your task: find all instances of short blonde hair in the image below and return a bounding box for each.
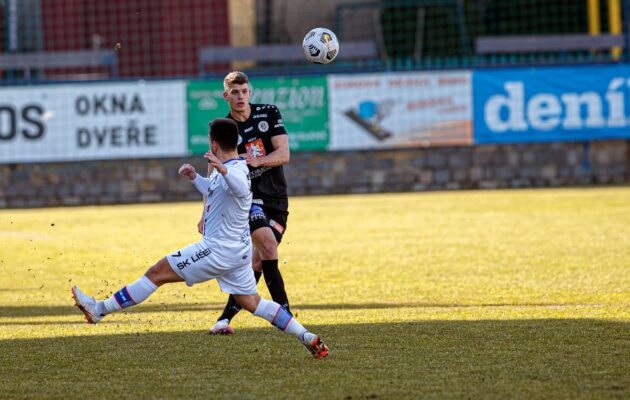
[223,71,249,92]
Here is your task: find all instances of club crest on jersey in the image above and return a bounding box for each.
[245,139,266,158]
[258,121,269,132]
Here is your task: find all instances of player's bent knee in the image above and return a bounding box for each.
[233,294,260,313]
[145,258,180,287]
[252,229,278,259]
[257,240,278,260]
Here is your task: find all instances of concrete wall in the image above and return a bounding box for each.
[1,140,628,208]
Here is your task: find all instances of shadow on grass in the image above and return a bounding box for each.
[0,320,628,399]
[0,302,597,319]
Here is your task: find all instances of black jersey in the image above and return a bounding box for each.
[227,103,289,212]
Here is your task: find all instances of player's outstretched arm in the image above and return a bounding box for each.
[178,163,197,180]
[180,163,212,194]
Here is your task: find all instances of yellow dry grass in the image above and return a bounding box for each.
[0,187,628,399]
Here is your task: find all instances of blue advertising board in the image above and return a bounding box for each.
[473,65,630,144]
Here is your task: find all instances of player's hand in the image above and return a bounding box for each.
[240,153,253,163]
[178,164,197,180]
[197,216,204,234]
[204,152,227,175]
[246,155,262,168]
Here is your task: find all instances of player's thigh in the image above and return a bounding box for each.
[251,227,278,259]
[216,264,258,298]
[145,257,184,286]
[249,205,287,243]
[165,240,218,287]
[266,209,288,244]
[249,206,289,259]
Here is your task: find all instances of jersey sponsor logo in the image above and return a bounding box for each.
[244,127,253,133]
[252,114,267,119]
[249,166,271,179]
[175,247,212,270]
[258,121,269,132]
[245,138,266,158]
[191,248,211,263]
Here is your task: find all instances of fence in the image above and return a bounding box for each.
[1,0,630,81]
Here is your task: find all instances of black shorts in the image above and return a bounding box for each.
[249,204,289,243]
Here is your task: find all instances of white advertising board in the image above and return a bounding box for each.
[328,71,472,150]
[0,81,187,163]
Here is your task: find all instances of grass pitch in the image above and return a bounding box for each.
[0,187,629,399]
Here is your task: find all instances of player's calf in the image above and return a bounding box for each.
[238,295,329,358]
[71,273,160,323]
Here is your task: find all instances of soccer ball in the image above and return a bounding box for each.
[302,28,340,64]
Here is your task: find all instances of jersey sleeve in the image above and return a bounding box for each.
[269,105,288,137]
[223,164,251,198]
[191,174,212,195]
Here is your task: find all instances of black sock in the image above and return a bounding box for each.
[262,259,291,314]
[217,271,262,322]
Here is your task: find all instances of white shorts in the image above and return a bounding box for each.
[166,240,257,295]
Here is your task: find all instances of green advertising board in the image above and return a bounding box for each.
[187,76,328,154]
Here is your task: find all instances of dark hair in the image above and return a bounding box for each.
[209,118,239,151]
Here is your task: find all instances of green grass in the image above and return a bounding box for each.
[0,187,629,399]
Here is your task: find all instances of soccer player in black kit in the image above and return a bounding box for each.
[207,71,293,335]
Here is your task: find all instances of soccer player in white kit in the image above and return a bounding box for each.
[71,118,329,359]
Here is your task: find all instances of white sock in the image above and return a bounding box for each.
[98,275,158,315]
[253,298,307,341]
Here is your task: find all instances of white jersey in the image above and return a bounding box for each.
[191,158,252,268]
